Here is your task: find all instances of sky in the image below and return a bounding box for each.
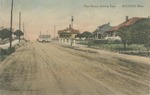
[0,0,150,40]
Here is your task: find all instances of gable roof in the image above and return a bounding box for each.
[58,25,79,34]
[108,17,142,32]
[93,23,112,34]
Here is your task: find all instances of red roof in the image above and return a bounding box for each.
[58,25,79,34]
[108,17,142,32]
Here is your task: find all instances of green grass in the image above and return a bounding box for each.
[96,44,146,51]
[77,41,89,45]
[77,40,150,57]
[77,40,147,51]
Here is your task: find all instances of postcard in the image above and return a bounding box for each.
[0,0,150,95]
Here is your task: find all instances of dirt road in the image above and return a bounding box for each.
[0,42,149,95]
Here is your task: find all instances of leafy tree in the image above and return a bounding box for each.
[81,31,92,39]
[130,18,150,51]
[117,27,132,49]
[0,29,11,40]
[75,31,92,40]
[144,35,150,52]
[118,18,150,51]
[14,30,24,42]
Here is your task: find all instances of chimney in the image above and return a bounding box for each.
[126,16,129,21]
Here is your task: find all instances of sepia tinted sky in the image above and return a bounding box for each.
[0,0,150,40]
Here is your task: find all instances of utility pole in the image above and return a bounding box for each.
[0,0,2,25]
[54,25,56,38]
[23,23,25,39]
[18,12,21,42]
[9,0,14,48]
[19,12,21,30]
[71,16,74,28]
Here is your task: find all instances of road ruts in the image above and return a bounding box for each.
[0,42,149,95]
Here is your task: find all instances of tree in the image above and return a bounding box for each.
[130,18,150,51]
[0,29,11,40]
[81,31,92,39]
[117,27,132,49]
[14,30,24,42]
[118,18,150,51]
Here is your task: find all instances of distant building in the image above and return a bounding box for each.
[58,25,79,39]
[38,35,51,42]
[93,23,112,39]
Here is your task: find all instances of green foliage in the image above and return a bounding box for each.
[81,31,92,38]
[1,49,7,55]
[0,29,11,40]
[131,18,150,44]
[0,47,15,55]
[130,18,150,51]
[117,18,150,50]
[107,39,122,44]
[75,33,82,38]
[14,30,24,42]
[75,31,92,39]
[87,40,94,47]
[118,27,132,48]
[144,35,150,51]
[14,30,24,37]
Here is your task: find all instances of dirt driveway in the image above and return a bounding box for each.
[0,42,149,95]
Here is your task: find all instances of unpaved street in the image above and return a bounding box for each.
[0,42,149,95]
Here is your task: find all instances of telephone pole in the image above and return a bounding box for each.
[18,12,21,42]
[23,23,25,39]
[0,0,2,25]
[19,12,21,30]
[9,0,14,48]
[71,16,74,28]
[54,25,56,38]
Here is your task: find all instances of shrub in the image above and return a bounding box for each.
[0,47,15,55]
[0,49,8,55]
[87,40,95,47]
[113,40,122,44]
[7,47,15,55]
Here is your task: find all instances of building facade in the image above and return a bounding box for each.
[93,23,112,40]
